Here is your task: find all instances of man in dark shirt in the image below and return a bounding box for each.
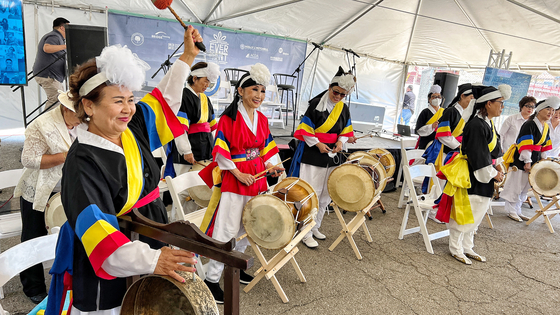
[399,85,416,125]
[32,17,69,111]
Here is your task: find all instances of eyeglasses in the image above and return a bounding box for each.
[332,90,347,97]
[524,104,535,109]
[493,100,504,105]
[431,96,442,99]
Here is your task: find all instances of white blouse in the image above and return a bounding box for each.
[547,121,560,158]
[499,113,527,152]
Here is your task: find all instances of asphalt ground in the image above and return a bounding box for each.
[2,135,560,315]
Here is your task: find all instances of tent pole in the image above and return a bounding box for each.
[403,0,421,63]
[393,64,409,133]
[321,0,384,44]
[453,0,494,51]
[507,0,560,24]
[203,0,223,24]
[208,0,302,24]
[178,0,203,24]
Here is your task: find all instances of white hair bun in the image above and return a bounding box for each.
[430,84,442,94]
[249,63,271,86]
[96,45,150,92]
[498,84,512,101]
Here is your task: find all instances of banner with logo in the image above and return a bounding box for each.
[108,12,307,90]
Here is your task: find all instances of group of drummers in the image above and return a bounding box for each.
[13,25,560,312]
[415,82,560,265]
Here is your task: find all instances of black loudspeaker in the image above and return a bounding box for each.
[65,25,107,75]
[434,72,459,108]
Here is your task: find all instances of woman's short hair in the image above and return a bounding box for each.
[519,96,536,112]
[68,58,107,123]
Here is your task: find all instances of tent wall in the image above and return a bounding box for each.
[299,44,405,131]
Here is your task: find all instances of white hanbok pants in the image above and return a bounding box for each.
[205,192,251,283]
[447,194,490,257]
[299,163,335,238]
[500,169,531,216]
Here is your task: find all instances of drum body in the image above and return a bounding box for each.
[347,151,387,194]
[272,177,318,222]
[243,195,296,250]
[327,163,375,212]
[44,192,67,234]
[368,148,396,177]
[528,159,560,197]
[121,271,218,315]
[187,160,213,207]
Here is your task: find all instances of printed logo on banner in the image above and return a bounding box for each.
[270,56,283,62]
[246,53,259,60]
[152,31,171,40]
[131,32,144,46]
[278,47,283,54]
[209,32,229,64]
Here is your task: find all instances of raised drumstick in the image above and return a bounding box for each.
[151,0,206,52]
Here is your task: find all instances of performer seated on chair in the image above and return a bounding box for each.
[436,85,509,265]
[423,83,476,222]
[198,63,284,304]
[289,67,355,249]
[501,96,560,222]
[49,28,201,315]
[414,84,444,150]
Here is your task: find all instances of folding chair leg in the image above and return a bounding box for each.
[398,181,408,208]
[416,207,434,254]
[485,213,494,229]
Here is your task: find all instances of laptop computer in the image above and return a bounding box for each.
[397,124,411,136]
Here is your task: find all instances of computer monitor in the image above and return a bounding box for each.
[397,124,411,136]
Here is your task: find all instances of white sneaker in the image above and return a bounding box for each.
[312,230,326,240]
[302,236,318,248]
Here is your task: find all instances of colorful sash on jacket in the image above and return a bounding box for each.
[199,117,279,236]
[187,93,218,134]
[46,129,149,314]
[422,114,465,193]
[502,122,550,170]
[137,88,186,151]
[289,101,354,176]
[435,121,497,224]
[414,107,444,149]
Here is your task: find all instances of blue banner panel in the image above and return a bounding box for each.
[0,0,27,85]
[482,67,532,116]
[108,12,306,89]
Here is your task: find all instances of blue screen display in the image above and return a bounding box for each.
[482,67,531,116]
[0,0,26,85]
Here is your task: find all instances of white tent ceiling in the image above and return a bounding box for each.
[3,0,559,132]
[43,0,560,70]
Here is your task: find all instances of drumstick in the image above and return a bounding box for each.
[253,158,291,179]
[353,134,373,140]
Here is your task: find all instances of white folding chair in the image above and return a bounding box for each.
[0,169,24,241]
[398,164,449,254]
[165,172,211,280]
[397,149,425,208]
[165,172,207,223]
[151,147,169,194]
[396,138,419,188]
[0,228,58,306]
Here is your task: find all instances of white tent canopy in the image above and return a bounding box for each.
[1,0,559,131]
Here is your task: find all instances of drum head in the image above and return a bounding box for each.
[529,160,560,197]
[328,164,375,212]
[368,148,396,177]
[273,177,318,222]
[121,271,218,315]
[347,151,387,194]
[44,192,66,234]
[187,160,212,207]
[243,195,296,250]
